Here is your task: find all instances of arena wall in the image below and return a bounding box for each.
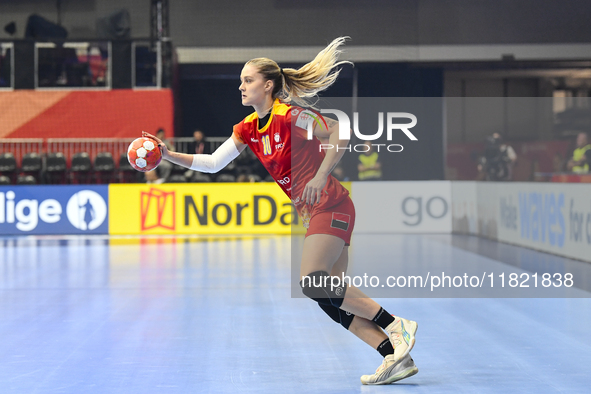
[1,1,591,46]
[1,180,588,262]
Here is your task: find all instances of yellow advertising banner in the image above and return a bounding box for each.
[109,183,298,235]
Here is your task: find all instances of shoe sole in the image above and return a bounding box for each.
[362,365,419,385]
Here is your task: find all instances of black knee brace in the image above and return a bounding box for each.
[300,270,347,308]
[318,303,355,330]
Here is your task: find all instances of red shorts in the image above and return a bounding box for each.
[305,196,356,245]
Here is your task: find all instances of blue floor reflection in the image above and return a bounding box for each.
[0,234,589,393]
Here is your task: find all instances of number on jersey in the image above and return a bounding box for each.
[262,135,272,155]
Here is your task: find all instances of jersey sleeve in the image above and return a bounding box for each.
[287,107,308,142]
[232,120,246,143]
[292,107,333,134]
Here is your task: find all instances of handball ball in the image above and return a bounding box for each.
[127,137,162,172]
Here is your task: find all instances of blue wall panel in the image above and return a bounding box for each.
[0,185,108,235]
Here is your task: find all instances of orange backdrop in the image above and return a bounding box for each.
[0,89,174,138]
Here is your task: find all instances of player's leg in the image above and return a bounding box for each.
[299,234,417,361]
[316,307,418,386]
[327,245,390,351]
[300,234,418,384]
[330,246,419,384]
[328,244,419,385]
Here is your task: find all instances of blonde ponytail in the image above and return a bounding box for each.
[246,37,351,107]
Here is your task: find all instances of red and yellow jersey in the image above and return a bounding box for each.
[232,99,349,217]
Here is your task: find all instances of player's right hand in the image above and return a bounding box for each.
[142,131,169,158]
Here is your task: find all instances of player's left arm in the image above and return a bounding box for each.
[302,117,350,205]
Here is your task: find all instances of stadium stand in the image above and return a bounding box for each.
[94,152,116,184]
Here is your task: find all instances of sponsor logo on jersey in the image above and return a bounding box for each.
[291,108,300,116]
[273,132,284,150]
[251,138,259,143]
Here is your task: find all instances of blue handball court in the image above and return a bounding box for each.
[0,233,590,394]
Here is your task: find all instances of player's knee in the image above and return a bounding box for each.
[300,271,328,303]
[318,302,355,330]
[300,270,346,308]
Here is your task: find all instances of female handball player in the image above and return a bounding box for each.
[143,37,418,385]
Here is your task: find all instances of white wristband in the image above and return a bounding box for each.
[189,138,240,173]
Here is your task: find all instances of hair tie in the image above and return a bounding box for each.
[280,68,285,76]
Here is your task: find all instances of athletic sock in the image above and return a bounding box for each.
[377,338,395,357]
[372,307,395,330]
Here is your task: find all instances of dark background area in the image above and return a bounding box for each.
[179,63,444,180]
[4,0,591,46]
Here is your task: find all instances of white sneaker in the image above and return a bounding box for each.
[360,354,418,385]
[386,316,418,361]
